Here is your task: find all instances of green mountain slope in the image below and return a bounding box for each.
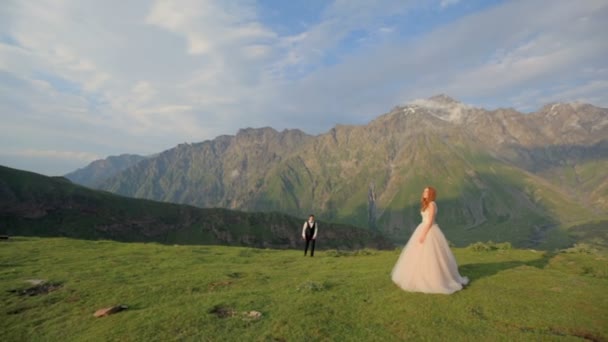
[0,165,392,250]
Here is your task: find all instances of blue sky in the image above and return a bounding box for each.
[1,0,607,175]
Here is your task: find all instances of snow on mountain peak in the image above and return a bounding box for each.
[405,95,472,123]
[542,101,590,119]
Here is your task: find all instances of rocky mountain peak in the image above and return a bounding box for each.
[540,102,572,114]
[64,154,147,187]
[534,102,608,140]
[236,126,277,137]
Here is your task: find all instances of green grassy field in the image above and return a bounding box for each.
[1,237,607,341]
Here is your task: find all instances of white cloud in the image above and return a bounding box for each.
[145,0,276,55]
[439,34,606,97]
[440,0,460,9]
[274,0,414,72]
[0,149,101,161]
[303,0,608,112]
[528,80,608,109]
[0,0,607,175]
[243,44,272,59]
[378,27,394,34]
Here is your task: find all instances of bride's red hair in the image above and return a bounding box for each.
[421,186,437,212]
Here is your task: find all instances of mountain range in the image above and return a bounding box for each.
[65,95,608,248]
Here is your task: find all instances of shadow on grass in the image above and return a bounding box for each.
[460,252,555,282]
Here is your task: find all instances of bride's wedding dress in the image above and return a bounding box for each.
[391,202,468,294]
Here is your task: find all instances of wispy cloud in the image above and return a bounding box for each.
[145,0,276,56]
[0,148,101,161]
[0,0,606,175]
[440,0,460,9]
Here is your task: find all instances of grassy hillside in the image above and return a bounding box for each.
[537,160,608,213]
[0,165,392,250]
[1,237,607,341]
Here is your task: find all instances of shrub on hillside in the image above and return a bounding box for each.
[561,243,600,255]
[467,241,512,252]
[297,281,327,292]
[325,248,378,257]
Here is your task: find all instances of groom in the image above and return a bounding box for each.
[301,214,318,257]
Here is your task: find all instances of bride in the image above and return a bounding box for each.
[391,187,469,294]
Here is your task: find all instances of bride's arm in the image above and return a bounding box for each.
[419,202,436,243]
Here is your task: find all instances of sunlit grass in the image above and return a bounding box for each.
[1,237,606,341]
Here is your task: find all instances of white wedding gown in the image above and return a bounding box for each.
[391,202,469,294]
